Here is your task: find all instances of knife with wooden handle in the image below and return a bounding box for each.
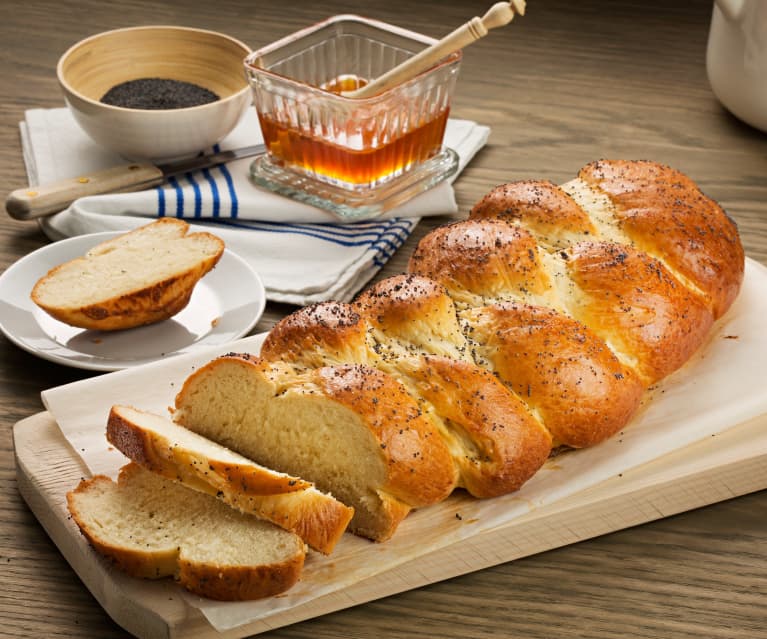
[5,143,266,221]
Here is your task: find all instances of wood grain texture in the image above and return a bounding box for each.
[13,410,767,639]
[1,0,766,638]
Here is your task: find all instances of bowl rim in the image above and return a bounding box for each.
[57,25,253,114]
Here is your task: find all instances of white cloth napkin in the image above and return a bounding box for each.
[21,108,489,304]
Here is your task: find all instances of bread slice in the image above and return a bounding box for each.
[67,463,306,600]
[106,405,353,554]
[31,218,224,331]
[172,355,459,542]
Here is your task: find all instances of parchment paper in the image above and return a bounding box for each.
[41,258,767,632]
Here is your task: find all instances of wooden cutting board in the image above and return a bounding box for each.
[14,409,767,639]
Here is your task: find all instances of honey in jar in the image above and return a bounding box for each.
[257,74,450,189]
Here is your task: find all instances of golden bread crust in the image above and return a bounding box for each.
[565,241,715,383]
[355,274,554,495]
[353,274,469,359]
[313,364,458,508]
[408,219,555,307]
[404,355,552,497]
[261,302,370,366]
[464,302,646,448]
[577,159,745,318]
[354,273,448,320]
[177,555,305,601]
[469,179,597,246]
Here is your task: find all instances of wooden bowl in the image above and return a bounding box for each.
[57,26,252,161]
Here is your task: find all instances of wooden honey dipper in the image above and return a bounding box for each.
[343,1,526,99]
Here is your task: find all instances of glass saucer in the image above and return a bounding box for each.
[249,147,459,221]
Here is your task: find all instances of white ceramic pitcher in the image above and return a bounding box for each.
[706,0,767,132]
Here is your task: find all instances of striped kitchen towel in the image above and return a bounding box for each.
[21,108,489,304]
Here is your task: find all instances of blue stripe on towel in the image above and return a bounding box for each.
[278,220,415,241]
[205,218,415,249]
[378,222,415,242]
[370,232,407,253]
[201,168,220,218]
[263,224,385,242]
[167,176,184,218]
[219,165,238,218]
[223,218,413,239]
[375,233,409,254]
[288,219,414,233]
[210,221,380,247]
[212,144,238,218]
[370,219,414,266]
[185,173,202,218]
[156,186,166,217]
[373,249,399,266]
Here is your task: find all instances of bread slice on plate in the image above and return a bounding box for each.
[67,463,306,600]
[106,405,354,554]
[31,218,224,331]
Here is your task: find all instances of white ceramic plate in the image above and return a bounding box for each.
[0,232,266,371]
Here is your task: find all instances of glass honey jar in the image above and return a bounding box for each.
[244,15,462,219]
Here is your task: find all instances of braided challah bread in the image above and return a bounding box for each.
[172,159,744,543]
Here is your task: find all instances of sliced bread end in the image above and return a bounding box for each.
[67,463,306,601]
[32,219,224,331]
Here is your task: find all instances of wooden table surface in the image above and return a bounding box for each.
[1,0,766,637]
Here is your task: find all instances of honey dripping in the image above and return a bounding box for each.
[258,75,449,187]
